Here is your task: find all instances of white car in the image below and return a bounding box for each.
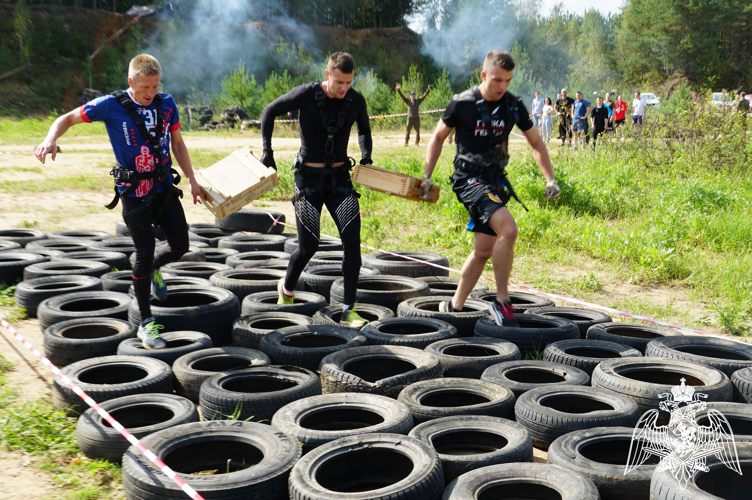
[641,92,661,109]
[711,92,734,108]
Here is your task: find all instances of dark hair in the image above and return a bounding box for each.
[544,97,552,105]
[484,50,515,71]
[327,52,355,74]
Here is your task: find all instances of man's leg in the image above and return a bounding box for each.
[449,232,495,310]
[284,174,324,294]
[415,119,421,146]
[486,207,518,304]
[559,119,566,145]
[153,192,190,270]
[573,130,579,149]
[405,120,411,146]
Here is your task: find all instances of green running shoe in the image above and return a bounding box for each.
[277,278,295,305]
[137,317,166,349]
[152,268,167,301]
[340,306,369,329]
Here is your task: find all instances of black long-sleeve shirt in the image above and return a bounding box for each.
[260,82,372,164]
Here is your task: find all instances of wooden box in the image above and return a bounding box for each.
[351,164,440,203]
[194,148,279,219]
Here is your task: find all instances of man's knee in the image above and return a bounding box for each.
[488,209,518,244]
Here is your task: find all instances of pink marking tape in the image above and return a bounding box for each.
[0,62,32,82]
[0,316,206,500]
[275,108,446,123]
[90,14,144,60]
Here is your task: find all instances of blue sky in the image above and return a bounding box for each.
[542,0,624,16]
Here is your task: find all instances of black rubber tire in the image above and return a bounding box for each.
[398,377,516,424]
[38,291,132,332]
[480,360,590,398]
[215,208,286,234]
[259,325,367,371]
[591,357,733,413]
[397,296,490,338]
[416,276,489,297]
[732,367,752,403]
[360,317,458,349]
[313,303,395,326]
[241,290,327,316]
[127,286,240,346]
[644,335,752,376]
[284,237,343,254]
[88,238,138,258]
[232,313,315,349]
[546,426,656,500]
[100,271,134,293]
[469,290,556,312]
[122,420,301,500]
[320,345,443,398]
[15,275,103,317]
[44,317,136,366]
[586,322,685,353]
[128,247,206,268]
[695,402,752,441]
[23,259,111,280]
[443,462,600,500]
[126,276,212,296]
[514,385,642,450]
[218,233,287,252]
[172,346,271,402]
[115,220,165,240]
[209,268,302,302]
[362,251,450,278]
[76,393,199,462]
[0,240,22,251]
[330,275,430,312]
[271,393,414,452]
[188,227,236,247]
[225,250,291,268]
[0,228,46,246]
[474,314,580,357]
[0,251,46,284]
[161,261,231,279]
[236,260,292,272]
[425,337,521,378]
[52,355,173,416]
[27,238,90,253]
[201,247,239,264]
[0,247,65,261]
[117,331,213,365]
[409,415,533,484]
[199,365,321,422]
[542,339,643,375]
[50,230,113,242]
[288,433,444,500]
[52,250,129,271]
[301,265,380,301]
[526,306,613,339]
[305,250,344,268]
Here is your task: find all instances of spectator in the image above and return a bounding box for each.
[632,92,647,133]
[572,91,592,151]
[541,97,555,143]
[397,82,431,146]
[590,96,610,150]
[531,91,545,136]
[737,92,749,126]
[555,92,562,139]
[604,92,616,135]
[555,89,574,147]
[614,95,627,137]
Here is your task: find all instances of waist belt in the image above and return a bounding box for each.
[292,153,356,191]
[106,163,182,223]
[455,155,528,212]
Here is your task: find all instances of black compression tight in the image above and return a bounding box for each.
[284,170,361,305]
[123,191,189,321]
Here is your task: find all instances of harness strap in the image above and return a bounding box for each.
[314,85,354,171]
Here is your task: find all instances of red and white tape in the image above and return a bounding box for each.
[0,151,26,155]
[0,62,32,82]
[0,317,205,500]
[275,108,446,123]
[89,14,144,60]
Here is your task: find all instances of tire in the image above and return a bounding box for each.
[117,331,213,365]
[398,377,516,424]
[52,355,173,416]
[416,276,488,297]
[232,313,315,349]
[88,238,138,258]
[587,322,685,353]
[271,393,414,452]
[161,261,231,279]
[591,357,733,414]
[732,367,752,403]
[305,251,344,268]
[27,238,90,253]
[52,251,129,271]
[225,250,291,268]
[241,290,327,317]
[15,275,103,318]
[122,420,300,500]
[398,296,490,338]
[209,268,303,302]
[409,415,533,484]
[215,208,286,234]
[301,265,380,301]
[237,260,291,271]
[0,251,46,284]
[218,233,287,252]
[23,259,111,280]
[50,230,113,242]
[320,345,443,398]
[100,271,134,293]
[76,394,199,462]
[546,426,656,500]
[201,248,239,264]
[469,290,555,312]
[172,347,271,402]
[313,303,395,326]
[480,360,590,398]
[542,339,643,375]
[199,365,321,422]
[259,325,367,371]
[330,275,430,312]
[288,433,444,500]
[127,286,240,346]
[0,240,22,251]
[0,247,65,261]
[188,227,236,247]
[526,306,613,339]
[44,317,136,366]
[362,251,450,278]
[645,335,752,376]
[0,228,46,246]
[128,247,206,268]
[425,337,521,378]
[284,237,343,254]
[115,220,165,240]
[442,463,600,500]
[38,291,132,332]
[514,385,641,450]
[126,276,212,296]
[474,314,580,357]
[695,402,752,442]
[361,317,458,348]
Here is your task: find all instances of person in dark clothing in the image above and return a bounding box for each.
[420,50,560,328]
[397,82,431,146]
[590,96,610,149]
[259,52,372,328]
[555,89,575,146]
[34,54,204,349]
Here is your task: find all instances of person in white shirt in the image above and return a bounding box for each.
[541,97,555,142]
[531,91,545,136]
[632,92,648,132]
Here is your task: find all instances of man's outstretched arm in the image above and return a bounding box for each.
[419,85,431,102]
[34,109,85,164]
[171,129,205,204]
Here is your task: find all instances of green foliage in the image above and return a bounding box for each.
[12,0,31,59]
[217,61,263,118]
[354,69,393,115]
[261,70,294,106]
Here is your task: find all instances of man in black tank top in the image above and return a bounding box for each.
[421,50,561,327]
[259,52,373,328]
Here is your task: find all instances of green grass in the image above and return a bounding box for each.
[0,117,108,145]
[0,173,112,194]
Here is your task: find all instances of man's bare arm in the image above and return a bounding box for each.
[171,129,205,204]
[34,109,85,164]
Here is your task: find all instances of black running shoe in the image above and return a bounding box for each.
[489,299,520,328]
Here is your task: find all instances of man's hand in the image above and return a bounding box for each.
[259,150,276,170]
[34,139,58,164]
[428,84,431,90]
[544,178,561,200]
[395,82,401,90]
[189,177,205,205]
[359,157,373,165]
[419,172,432,200]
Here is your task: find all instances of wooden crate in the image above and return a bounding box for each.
[194,149,279,219]
[351,164,440,203]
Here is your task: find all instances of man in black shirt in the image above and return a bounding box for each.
[604,92,615,134]
[259,52,372,328]
[590,96,610,150]
[421,50,561,327]
[555,89,575,146]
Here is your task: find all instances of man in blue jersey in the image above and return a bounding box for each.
[34,54,204,349]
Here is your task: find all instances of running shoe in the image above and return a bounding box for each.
[137,317,166,349]
[489,299,520,328]
[439,300,456,313]
[277,278,295,305]
[151,268,167,301]
[340,306,369,329]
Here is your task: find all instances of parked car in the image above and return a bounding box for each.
[641,92,661,109]
[711,92,735,108]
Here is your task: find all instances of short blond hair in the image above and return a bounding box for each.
[128,54,162,81]
[483,50,515,72]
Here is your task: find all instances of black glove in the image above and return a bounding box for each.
[259,150,276,170]
[359,157,373,165]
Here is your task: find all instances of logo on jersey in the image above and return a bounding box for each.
[475,119,506,137]
[134,145,155,196]
[488,193,503,203]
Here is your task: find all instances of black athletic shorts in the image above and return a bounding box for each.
[451,167,512,236]
[615,119,625,126]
